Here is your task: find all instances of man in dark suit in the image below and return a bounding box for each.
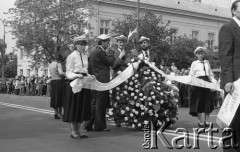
[137,36,159,64]
[85,34,115,131]
[219,1,240,151]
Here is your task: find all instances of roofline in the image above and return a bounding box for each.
[97,0,230,22]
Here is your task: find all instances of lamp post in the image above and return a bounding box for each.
[0,18,5,79]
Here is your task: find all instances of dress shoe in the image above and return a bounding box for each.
[79,135,88,139]
[70,134,80,139]
[54,114,61,119]
[198,122,205,128]
[84,128,93,132]
[204,122,211,128]
[103,128,111,131]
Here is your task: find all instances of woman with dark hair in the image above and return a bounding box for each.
[63,34,92,139]
[49,53,66,119]
[189,46,215,128]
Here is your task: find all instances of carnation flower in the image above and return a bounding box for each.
[132,77,135,80]
[141,112,144,116]
[135,74,139,78]
[156,100,160,104]
[132,109,136,113]
[132,124,135,128]
[157,87,161,91]
[160,100,164,104]
[116,87,120,91]
[124,91,128,95]
[138,123,142,127]
[158,121,162,126]
[121,110,125,114]
[143,96,147,99]
[134,119,138,123]
[130,113,134,117]
[139,93,143,97]
[166,118,170,121]
[160,92,163,96]
[148,97,152,101]
[136,103,140,107]
[150,91,154,95]
[131,93,135,96]
[148,102,153,106]
[155,114,159,117]
[134,96,138,100]
[124,117,128,121]
[152,96,156,99]
[125,80,128,83]
[129,82,133,85]
[124,85,128,89]
[116,96,120,100]
[125,107,130,111]
[144,120,149,124]
[135,111,139,115]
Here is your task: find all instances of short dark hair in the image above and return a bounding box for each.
[231,0,240,17]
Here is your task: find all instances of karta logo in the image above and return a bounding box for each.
[142,121,238,149]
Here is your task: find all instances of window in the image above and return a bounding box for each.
[193,0,201,2]
[44,69,48,76]
[27,69,30,76]
[192,31,199,40]
[208,33,215,50]
[170,28,178,42]
[100,20,110,34]
[20,69,23,76]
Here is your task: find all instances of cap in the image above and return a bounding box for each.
[194,46,207,55]
[139,36,150,43]
[115,35,127,42]
[73,35,87,44]
[97,34,111,40]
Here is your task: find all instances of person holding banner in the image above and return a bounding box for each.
[219,0,240,151]
[189,46,215,128]
[85,34,115,131]
[62,35,92,139]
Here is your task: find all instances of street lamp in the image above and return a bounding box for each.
[0,18,6,79]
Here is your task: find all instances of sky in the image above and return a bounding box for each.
[0,0,17,54]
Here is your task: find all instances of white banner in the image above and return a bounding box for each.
[216,78,240,128]
[70,60,222,93]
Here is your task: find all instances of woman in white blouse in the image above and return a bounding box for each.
[189,46,215,128]
[62,35,92,139]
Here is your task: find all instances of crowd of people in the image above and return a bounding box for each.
[0,76,51,96]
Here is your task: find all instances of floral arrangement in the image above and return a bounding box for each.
[109,58,179,130]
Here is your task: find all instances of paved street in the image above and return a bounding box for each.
[0,94,224,152]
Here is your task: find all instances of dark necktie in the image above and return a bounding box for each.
[145,51,149,58]
[201,61,207,76]
[79,53,84,68]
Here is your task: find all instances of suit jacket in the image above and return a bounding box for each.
[111,48,131,78]
[88,46,115,83]
[219,19,240,89]
[219,19,240,152]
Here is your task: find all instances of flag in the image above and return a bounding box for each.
[127,27,137,42]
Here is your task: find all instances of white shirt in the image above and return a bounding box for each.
[189,59,215,82]
[138,50,150,61]
[66,50,88,80]
[233,17,240,28]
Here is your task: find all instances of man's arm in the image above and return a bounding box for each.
[99,48,115,66]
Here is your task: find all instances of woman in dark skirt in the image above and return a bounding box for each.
[63,35,92,139]
[189,46,216,128]
[49,53,66,119]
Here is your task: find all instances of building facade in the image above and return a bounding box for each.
[17,0,232,77]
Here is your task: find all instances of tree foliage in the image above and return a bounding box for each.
[111,10,173,66]
[0,52,17,78]
[6,0,95,66]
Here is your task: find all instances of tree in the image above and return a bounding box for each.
[111,10,173,65]
[0,52,17,78]
[6,0,95,66]
[169,35,205,69]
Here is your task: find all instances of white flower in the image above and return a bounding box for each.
[131,58,135,62]
[144,120,149,124]
[124,117,128,121]
[141,112,144,116]
[135,111,139,115]
[124,85,128,89]
[135,85,138,88]
[134,96,137,100]
[132,77,135,80]
[134,80,138,83]
[116,96,120,100]
[109,110,113,115]
[158,121,162,125]
[136,103,140,107]
[157,87,161,91]
[152,96,156,99]
[148,97,152,101]
[132,109,136,113]
[154,77,157,80]
[166,118,170,121]
[116,87,120,91]
[160,92,163,96]
[131,93,135,96]
[109,90,112,93]
[156,100,160,104]
[124,91,128,95]
[160,100,164,104]
[134,119,138,123]
[149,109,153,114]
[125,107,130,111]
[148,102,153,106]
[138,123,142,127]
[135,74,139,78]
[145,108,148,111]
[132,124,135,128]
[121,110,125,114]
[157,83,160,86]
[150,91,154,95]
[130,113,134,117]
[125,80,128,83]
[155,114,159,117]
[129,82,133,85]
[139,93,143,97]
[143,96,147,99]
